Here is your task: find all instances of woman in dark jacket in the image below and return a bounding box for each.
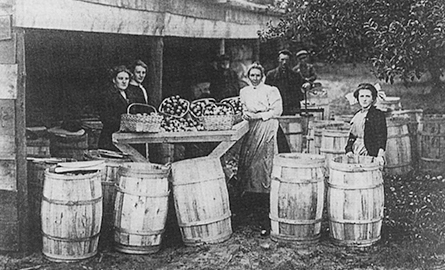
[98,65,132,151]
[345,83,387,164]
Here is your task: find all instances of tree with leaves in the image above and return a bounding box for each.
[261,0,445,89]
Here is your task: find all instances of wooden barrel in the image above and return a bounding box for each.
[419,114,445,174]
[327,155,384,247]
[385,118,412,175]
[376,96,402,112]
[41,169,102,262]
[387,109,423,168]
[320,126,350,174]
[85,150,132,237]
[81,119,103,150]
[114,162,170,254]
[307,120,349,154]
[27,158,73,250]
[270,153,325,245]
[171,157,232,246]
[278,116,304,153]
[149,143,185,164]
[49,129,88,161]
[333,114,354,123]
[26,137,51,157]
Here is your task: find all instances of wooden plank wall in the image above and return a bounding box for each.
[0,2,28,251]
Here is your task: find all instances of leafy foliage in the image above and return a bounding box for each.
[261,0,445,84]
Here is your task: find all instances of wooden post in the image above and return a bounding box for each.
[0,24,28,251]
[15,28,29,252]
[148,37,164,107]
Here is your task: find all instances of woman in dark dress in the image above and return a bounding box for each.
[98,65,132,151]
[345,83,387,165]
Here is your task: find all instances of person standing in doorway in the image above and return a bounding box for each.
[98,65,131,151]
[209,54,242,101]
[127,59,149,105]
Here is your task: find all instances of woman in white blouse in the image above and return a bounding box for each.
[237,63,283,235]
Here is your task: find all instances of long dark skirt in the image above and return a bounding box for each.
[237,119,279,194]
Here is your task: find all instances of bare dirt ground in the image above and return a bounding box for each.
[2,64,445,270]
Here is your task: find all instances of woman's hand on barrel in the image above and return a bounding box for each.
[346,152,354,158]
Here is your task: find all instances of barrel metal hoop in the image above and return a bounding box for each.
[387,134,410,139]
[115,185,170,198]
[172,176,224,186]
[42,231,100,242]
[115,184,170,198]
[42,196,102,205]
[330,236,381,246]
[329,217,382,224]
[114,226,165,236]
[272,177,324,184]
[420,157,445,162]
[327,182,383,190]
[119,174,168,180]
[101,181,115,186]
[419,132,445,137]
[320,149,346,154]
[329,166,379,172]
[269,214,322,225]
[178,212,231,227]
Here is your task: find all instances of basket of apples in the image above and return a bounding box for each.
[120,103,163,133]
[159,95,190,118]
[220,96,243,124]
[202,103,235,131]
[189,98,216,119]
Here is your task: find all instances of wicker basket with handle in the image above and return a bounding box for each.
[120,103,163,133]
[202,103,235,131]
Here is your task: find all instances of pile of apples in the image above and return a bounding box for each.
[161,115,204,132]
[220,97,243,115]
[159,95,189,117]
[203,103,234,116]
[190,98,216,117]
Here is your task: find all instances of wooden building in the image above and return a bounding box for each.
[0,0,281,251]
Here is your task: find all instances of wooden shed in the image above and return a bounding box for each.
[0,0,281,251]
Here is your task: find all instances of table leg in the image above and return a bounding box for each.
[114,143,148,162]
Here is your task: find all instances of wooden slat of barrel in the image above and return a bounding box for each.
[26,137,51,157]
[278,117,303,153]
[171,157,232,246]
[320,127,350,175]
[307,121,349,155]
[385,118,412,175]
[84,150,132,243]
[270,153,325,245]
[420,114,445,173]
[328,155,384,247]
[81,119,103,150]
[41,169,102,262]
[114,162,170,254]
[49,132,88,161]
[388,110,423,168]
[27,158,72,250]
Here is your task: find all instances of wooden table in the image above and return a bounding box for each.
[112,121,249,162]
